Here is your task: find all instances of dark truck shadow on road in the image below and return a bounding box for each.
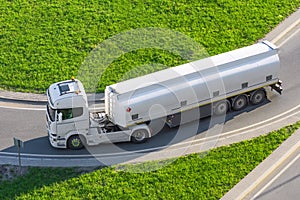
[116,99,270,152]
[1,100,270,166]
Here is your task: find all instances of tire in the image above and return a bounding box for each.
[250,89,266,105]
[232,95,248,111]
[213,100,229,116]
[131,129,148,143]
[67,135,84,150]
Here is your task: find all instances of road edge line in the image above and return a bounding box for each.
[221,129,300,200]
[250,153,300,200]
[271,13,300,44]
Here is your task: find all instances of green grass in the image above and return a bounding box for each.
[0,0,299,93]
[1,122,299,200]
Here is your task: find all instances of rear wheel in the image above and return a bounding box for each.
[232,95,248,111]
[213,100,229,116]
[67,135,84,150]
[131,129,148,143]
[250,89,266,105]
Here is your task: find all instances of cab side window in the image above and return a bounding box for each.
[58,107,83,120]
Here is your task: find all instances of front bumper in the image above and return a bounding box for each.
[48,129,67,149]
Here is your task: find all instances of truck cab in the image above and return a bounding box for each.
[46,79,90,148]
[46,78,151,149]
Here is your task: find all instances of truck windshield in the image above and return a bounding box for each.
[47,104,56,122]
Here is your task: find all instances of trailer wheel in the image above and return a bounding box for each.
[67,135,84,150]
[232,95,248,111]
[131,129,148,143]
[250,89,266,105]
[213,100,229,116]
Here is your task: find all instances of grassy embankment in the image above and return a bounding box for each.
[0,122,299,199]
[0,0,299,92]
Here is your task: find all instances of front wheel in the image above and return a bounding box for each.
[131,129,148,143]
[67,135,84,150]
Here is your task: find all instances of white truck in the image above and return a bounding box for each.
[46,40,282,149]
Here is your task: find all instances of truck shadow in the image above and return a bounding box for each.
[115,99,271,151]
[1,100,270,166]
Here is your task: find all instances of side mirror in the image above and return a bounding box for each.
[58,112,63,122]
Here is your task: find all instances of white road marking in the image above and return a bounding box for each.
[272,18,300,44]
[278,28,300,47]
[0,105,45,111]
[0,105,105,111]
[177,104,300,147]
[1,105,300,158]
[250,153,300,200]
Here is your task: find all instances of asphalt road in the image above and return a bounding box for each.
[0,25,299,166]
[252,152,300,200]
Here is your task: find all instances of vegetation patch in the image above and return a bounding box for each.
[0,165,28,182]
[1,122,299,200]
[0,0,299,92]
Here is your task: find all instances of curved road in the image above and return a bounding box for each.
[0,25,299,167]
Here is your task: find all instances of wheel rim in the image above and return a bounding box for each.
[215,102,227,115]
[254,94,263,103]
[72,138,81,147]
[133,130,146,142]
[68,135,83,149]
[234,96,247,110]
[251,90,265,104]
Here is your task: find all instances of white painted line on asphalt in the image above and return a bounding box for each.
[1,105,300,159]
[224,107,300,139]
[231,139,300,200]
[177,104,300,147]
[225,105,299,132]
[278,28,300,47]
[0,105,105,111]
[250,153,300,200]
[4,97,300,158]
[0,105,45,111]
[272,18,300,44]
[164,108,300,154]
[2,101,300,158]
